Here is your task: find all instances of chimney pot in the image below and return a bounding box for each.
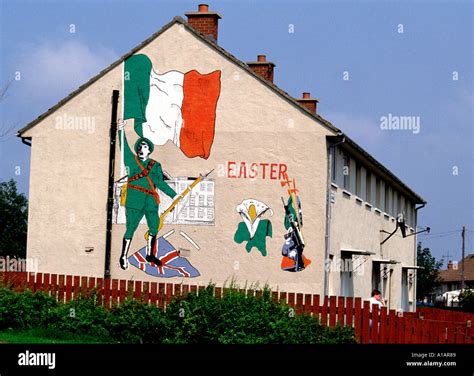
[447,260,453,270]
[297,92,319,115]
[198,4,209,12]
[247,55,275,83]
[185,4,222,42]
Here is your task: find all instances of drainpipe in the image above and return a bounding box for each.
[324,133,345,297]
[104,90,119,279]
[413,203,426,310]
[388,267,393,310]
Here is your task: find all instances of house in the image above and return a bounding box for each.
[17,4,426,311]
[438,255,474,294]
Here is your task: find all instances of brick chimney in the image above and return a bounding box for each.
[297,92,319,114]
[185,4,222,42]
[247,55,275,83]
[447,260,453,270]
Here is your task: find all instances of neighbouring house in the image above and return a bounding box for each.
[437,255,474,294]
[17,4,426,311]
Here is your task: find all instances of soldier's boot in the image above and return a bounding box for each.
[145,234,162,266]
[119,238,131,270]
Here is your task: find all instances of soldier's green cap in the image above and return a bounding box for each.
[134,137,154,154]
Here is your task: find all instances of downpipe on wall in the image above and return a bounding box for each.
[104,90,120,279]
[324,133,345,297]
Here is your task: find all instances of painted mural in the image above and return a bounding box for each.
[280,174,311,272]
[116,53,222,276]
[117,119,179,270]
[116,53,311,278]
[128,235,200,278]
[114,176,215,226]
[234,199,273,256]
[123,54,221,159]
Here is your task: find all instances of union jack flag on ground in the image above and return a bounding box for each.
[128,236,200,278]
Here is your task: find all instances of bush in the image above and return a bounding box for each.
[47,294,110,339]
[0,288,20,330]
[164,285,356,344]
[106,299,167,343]
[0,288,57,330]
[458,289,474,313]
[320,324,357,344]
[0,285,357,344]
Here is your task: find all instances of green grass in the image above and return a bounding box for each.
[0,328,114,344]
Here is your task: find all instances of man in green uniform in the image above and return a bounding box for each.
[117,119,178,270]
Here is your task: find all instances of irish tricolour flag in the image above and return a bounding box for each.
[123,54,221,159]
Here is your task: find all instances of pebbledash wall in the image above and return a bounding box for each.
[18,7,424,311]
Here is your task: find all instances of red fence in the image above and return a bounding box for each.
[1,271,472,344]
[416,307,474,323]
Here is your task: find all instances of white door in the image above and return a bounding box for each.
[401,269,409,312]
[340,257,354,297]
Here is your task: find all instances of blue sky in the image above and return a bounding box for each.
[0,0,472,263]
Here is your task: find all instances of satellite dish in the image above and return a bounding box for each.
[381,213,430,245]
[397,212,406,238]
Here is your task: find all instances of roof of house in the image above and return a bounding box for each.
[439,254,474,282]
[16,15,425,204]
[17,16,339,136]
[335,134,426,203]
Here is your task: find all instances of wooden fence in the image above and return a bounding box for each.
[1,271,472,344]
[417,306,474,323]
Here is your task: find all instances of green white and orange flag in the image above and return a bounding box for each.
[123,54,221,159]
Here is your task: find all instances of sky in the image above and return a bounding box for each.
[0,0,472,264]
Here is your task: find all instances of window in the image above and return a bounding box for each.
[343,154,350,190]
[375,178,381,208]
[397,192,401,216]
[384,184,390,213]
[405,201,410,226]
[331,147,336,182]
[372,263,381,292]
[355,163,361,197]
[366,171,372,203]
[406,201,414,227]
[391,190,396,216]
[401,196,406,219]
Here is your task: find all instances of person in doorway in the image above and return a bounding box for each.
[369,289,385,309]
[367,289,385,343]
[117,119,179,270]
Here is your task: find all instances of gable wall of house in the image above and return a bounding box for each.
[23,23,334,293]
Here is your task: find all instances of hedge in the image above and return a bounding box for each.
[0,286,356,344]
